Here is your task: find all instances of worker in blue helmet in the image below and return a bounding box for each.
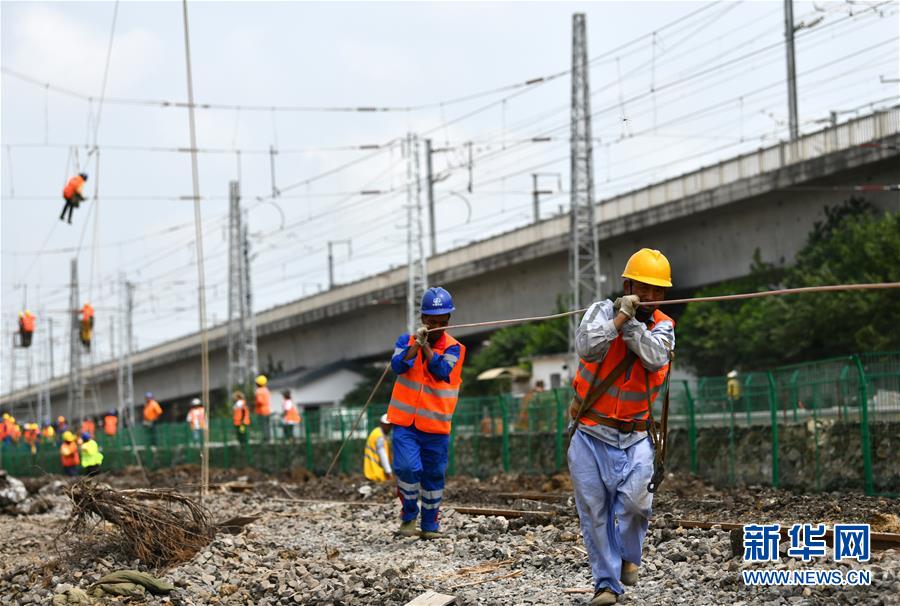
[387,286,466,539]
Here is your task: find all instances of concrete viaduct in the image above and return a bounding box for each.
[2,108,899,418]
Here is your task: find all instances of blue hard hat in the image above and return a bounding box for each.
[420,287,455,315]
[145,392,153,399]
[81,431,91,441]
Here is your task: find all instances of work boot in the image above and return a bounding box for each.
[589,589,617,605]
[396,520,419,537]
[621,560,639,586]
[420,529,446,540]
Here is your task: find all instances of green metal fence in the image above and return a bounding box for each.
[2,351,898,495]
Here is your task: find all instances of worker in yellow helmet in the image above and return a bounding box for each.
[568,248,675,606]
[254,375,272,442]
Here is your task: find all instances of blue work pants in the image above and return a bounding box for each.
[392,424,449,532]
[568,429,654,596]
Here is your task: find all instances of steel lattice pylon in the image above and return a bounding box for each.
[405,133,428,334]
[569,12,602,352]
[226,180,258,392]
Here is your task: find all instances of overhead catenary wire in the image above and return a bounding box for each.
[3,3,894,383]
[436,283,900,333]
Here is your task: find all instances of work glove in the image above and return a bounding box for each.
[613,295,641,319]
[415,326,429,347]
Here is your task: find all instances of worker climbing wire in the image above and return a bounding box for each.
[568,248,675,606]
[363,414,393,482]
[254,375,272,442]
[80,302,95,351]
[18,310,35,348]
[387,286,466,539]
[60,172,88,224]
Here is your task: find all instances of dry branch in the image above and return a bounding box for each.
[63,480,215,569]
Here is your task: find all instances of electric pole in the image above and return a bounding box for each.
[569,13,602,354]
[67,258,83,423]
[784,0,799,140]
[531,173,560,222]
[327,240,352,290]
[123,279,135,424]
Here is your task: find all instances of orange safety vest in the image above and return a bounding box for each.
[80,419,96,438]
[233,401,250,427]
[572,309,674,424]
[60,441,80,467]
[387,333,466,435]
[81,304,94,324]
[187,407,206,430]
[63,175,85,199]
[254,386,271,416]
[143,399,163,422]
[282,399,301,424]
[103,415,118,436]
[21,313,35,332]
[24,427,39,445]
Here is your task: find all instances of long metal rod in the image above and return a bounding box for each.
[181,0,211,501]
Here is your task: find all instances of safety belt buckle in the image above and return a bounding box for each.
[619,421,635,434]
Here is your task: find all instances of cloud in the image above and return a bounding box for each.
[7,4,163,95]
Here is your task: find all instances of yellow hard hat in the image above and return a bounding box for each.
[255,375,267,386]
[621,248,673,288]
[62,431,76,442]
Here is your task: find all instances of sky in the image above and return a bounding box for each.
[1,0,898,393]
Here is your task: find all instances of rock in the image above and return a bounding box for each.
[0,471,27,506]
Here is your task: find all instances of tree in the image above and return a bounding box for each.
[460,297,569,396]
[678,198,900,375]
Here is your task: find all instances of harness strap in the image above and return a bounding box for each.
[568,350,638,439]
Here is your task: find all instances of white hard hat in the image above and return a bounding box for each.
[727,370,738,378]
[191,398,202,406]
[380,413,390,425]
